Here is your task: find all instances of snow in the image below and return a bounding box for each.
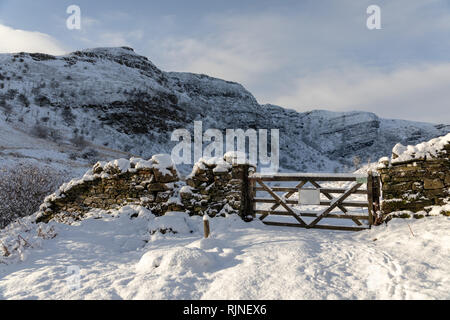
[111,158,131,173]
[1,206,449,299]
[377,156,390,169]
[136,247,216,275]
[392,133,450,164]
[151,154,176,175]
[131,158,153,169]
[427,204,450,216]
[179,186,193,194]
[99,157,155,174]
[223,151,255,166]
[189,156,232,177]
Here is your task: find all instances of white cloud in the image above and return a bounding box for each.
[76,29,145,48]
[149,12,295,86]
[146,4,450,124]
[273,63,450,124]
[0,24,67,55]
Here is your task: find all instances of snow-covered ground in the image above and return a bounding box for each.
[0,116,137,179]
[1,207,448,300]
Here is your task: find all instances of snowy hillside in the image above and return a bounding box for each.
[0,47,448,176]
[0,208,449,299]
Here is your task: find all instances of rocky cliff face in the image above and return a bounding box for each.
[0,47,448,173]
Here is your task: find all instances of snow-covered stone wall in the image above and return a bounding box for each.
[180,154,255,219]
[36,155,181,223]
[36,153,254,223]
[377,133,450,217]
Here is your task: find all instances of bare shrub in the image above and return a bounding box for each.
[50,79,60,89]
[49,129,62,143]
[81,148,100,164]
[18,93,30,107]
[68,152,78,160]
[5,89,18,100]
[34,95,51,107]
[31,86,40,95]
[70,134,88,149]
[0,164,65,228]
[61,107,76,125]
[1,101,13,121]
[30,124,49,139]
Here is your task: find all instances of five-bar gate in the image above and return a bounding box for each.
[248,172,381,231]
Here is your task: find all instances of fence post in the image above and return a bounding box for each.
[367,171,374,227]
[248,176,256,219]
[372,173,382,224]
[203,214,210,238]
[241,164,254,221]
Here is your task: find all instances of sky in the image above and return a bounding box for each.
[0,0,449,124]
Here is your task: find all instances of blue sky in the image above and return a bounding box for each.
[1,0,450,123]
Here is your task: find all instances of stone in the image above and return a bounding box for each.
[180,191,193,200]
[411,182,422,191]
[156,191,171,203]
[153,167,178,183]
[147,183,168,192]
[382,182,412,193]
[445,174,450,186]
[423,178,444,190]
[423,188,446,197]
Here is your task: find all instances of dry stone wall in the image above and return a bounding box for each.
[36,153,254,223]
[36,155,180,223]
[377,134,450,217]
[180,156,254,218]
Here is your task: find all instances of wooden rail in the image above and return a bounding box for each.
[248,172,381,232]
[250,173,367,181]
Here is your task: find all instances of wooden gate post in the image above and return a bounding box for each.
[241,164,255,221]
[372,173,382,224]
[367,171,374,226]
[248,177,256,219]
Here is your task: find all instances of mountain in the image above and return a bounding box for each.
[0,47,448,175]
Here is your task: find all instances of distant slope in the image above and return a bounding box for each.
[0,47,448,174]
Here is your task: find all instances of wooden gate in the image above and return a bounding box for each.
[248,171,381,231]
